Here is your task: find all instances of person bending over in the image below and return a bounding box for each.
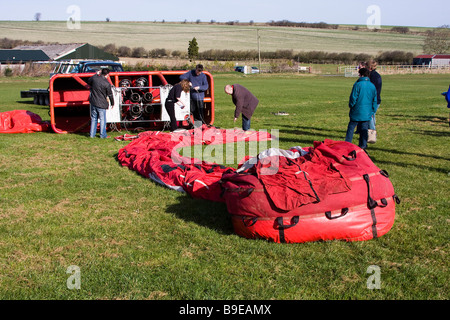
[224,84,259,131]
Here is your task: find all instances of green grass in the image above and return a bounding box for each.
[0,73,448,300]
[0,21,426,55]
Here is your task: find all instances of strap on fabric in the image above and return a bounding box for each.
[379,170,390,178]
[325,208,349,220]
[161,164,186,173]
[276,216,299,243]
[204,164,227,173]
[286,158,320,202]
[219,186,227,198]
[343,150,357,161]
[378,198,388,208]
[363,174,378,239]
[242,216,258,227]
[363,174,378,210]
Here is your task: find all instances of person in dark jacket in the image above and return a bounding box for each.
[224,84,259,131]
[180,64,209,125]
[345,68,377,149]
[165,79,191,132]
[87,68,115,138]
[442,84,450,127]
[367,60,382,130]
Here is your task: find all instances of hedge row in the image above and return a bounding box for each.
[198,49,412,65]
[0,37,415,65]
[267,20,339,29]
[100,43,415,65]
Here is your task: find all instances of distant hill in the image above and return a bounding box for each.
[0,21,427,55]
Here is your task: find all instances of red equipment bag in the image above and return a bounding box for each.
[220,140,399,243]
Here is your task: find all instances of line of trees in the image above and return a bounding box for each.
[99,42,415,65]
[200,49,415,65]
[0,37,51,49]
[267,20,339,29]
[2,29,444,66]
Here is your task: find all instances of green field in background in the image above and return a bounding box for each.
[0,21,426,55]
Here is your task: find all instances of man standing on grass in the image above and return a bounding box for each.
[224,84,259,131]
[368,60,382,131]
[345,68,377,150]
[88,68,115,139]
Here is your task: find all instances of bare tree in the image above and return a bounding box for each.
[34,13,41,21]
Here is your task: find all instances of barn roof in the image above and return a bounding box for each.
[0,49,50,63]
[14,43,84,60]
[13,43,118,61]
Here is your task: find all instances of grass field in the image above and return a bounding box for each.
[0,21,427,55]
[0,72,448,300]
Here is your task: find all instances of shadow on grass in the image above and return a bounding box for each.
[410,129,450,138]
[370,157,449,174]
[112,152,234,235]
[369,145,450,162]
[275,124,345,146]
[16,100,38,105]
[386,114,447,124]
[367,146,449,174]
[165,197,234,236]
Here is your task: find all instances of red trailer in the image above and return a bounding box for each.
[48,70,215,133]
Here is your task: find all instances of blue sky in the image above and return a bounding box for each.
[0,0,448,27]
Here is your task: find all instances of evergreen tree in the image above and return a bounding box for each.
[188,37,199,61]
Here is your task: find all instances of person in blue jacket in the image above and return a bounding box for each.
[180,64,209,126]
[345,68,378,150]
[442,84,450,127]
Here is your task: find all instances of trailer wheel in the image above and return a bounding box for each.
[44,95,49,106]
[39,94,45,105]
[34,95,39,105]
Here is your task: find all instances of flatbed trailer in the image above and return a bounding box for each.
[20,88,50,105]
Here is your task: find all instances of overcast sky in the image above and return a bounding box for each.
[0,0,448,27]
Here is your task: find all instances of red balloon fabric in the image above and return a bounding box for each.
[117,125,274,202]
[0,110,49,134]
[117,127,398,243]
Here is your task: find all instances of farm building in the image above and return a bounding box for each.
[413,54,450,67]
[0,49,50,64]
[13,43,119,62]
[0,49,51,73]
